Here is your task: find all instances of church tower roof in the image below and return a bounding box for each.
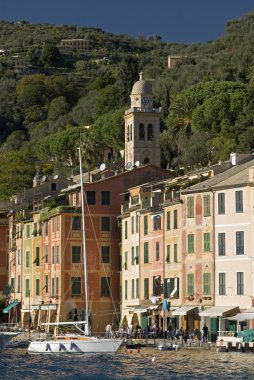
[131,71,152,95]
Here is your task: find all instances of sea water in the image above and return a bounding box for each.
[0,347,254,379]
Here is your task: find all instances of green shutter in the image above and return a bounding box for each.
[188,234,194,253]
[36,279,40,296]
[144,278,149,299]
[204,233,210,252]
[144,242,149,263]
[187,273,194,295]
[203,273,211,294]
[144,216,148,235]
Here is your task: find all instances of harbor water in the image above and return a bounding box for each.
[0,347,254,379]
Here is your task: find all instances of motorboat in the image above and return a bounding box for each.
[156,342,180,351]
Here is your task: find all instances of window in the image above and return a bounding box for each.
[45,221,48,236]
[153,215,161,231]
[124,221,128,239]
[153,275,161,296]
[101,191,110,205]
[131,247,135,265]
[51,278,55,296]
[26,225,30,238]
[204,233,211,252]
[36,278,40,296]
[156,242,160,261]
[235,190,243,213]
[18,249,21,265]
[132,279,135,299]
[71,277,81,296]
[147,124,153,140]
[218,193,225,215]
[17,275,21,293]
[26,251,30,267]
[187,196,194,218]
[237,272,244,295]
[188,234,194,253]
[33,222,38,236]
[166,245,170,263]
[56,216,59,232]
[72,246,81,263]
[136,215,139,233]
[218,233,225,256]
[203,273,211,294]
[219,273,226,295]
[139,123,145,140]
[101,277,110,297]
[174,244,177,262]
[135,246,139,265]
[236,231,244,255]
[144,216,148,235]
[11,278,15,292]
[131,216,134,234]
[45,275,48,293]
[45,245,48,263]
[203,195,211,217]
[187,274,194,296]
[124,251,128,270]
[56,245,59,263]
[136,278,139,298]
[101,216,110,231]
[51,182,57,191]
[101,246,110,263]
[144,242,149,263]
[144,278,149,299]
[52,246,55,264]
[35,247,40,266]
[87,191,96,205]
[173,210,178,229]
[166,211,170,230]
[72,216,81,230]
[25,279,30,297]
[56,277,59,295]
[125,280,128,300]
[165,278,179,299]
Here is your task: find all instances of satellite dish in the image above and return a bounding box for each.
[135,160,140,168]
[125,162,133,171]
[41,175,47,182]
[100,163,106,171]
[53,175,59,180]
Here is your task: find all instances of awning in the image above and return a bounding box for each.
[226,313,254,322]
[134,308,148,313]
[199,306,239,318]
[3,301,20,314]
[172,306,198,316]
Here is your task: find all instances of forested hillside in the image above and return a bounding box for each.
[1,10,254,199]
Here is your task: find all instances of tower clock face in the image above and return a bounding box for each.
[141,97,150,106]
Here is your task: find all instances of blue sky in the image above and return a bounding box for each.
[1,0,254,43]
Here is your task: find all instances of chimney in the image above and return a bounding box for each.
[230,152,237,166]
[249,167,254,182]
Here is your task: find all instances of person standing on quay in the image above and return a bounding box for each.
[202,323,209,342]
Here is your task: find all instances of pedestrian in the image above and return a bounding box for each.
[105,323,112,339]
[202,323,209,342]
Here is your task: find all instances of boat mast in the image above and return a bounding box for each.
[78,146,90,335]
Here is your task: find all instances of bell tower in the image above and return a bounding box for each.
[124,71,160,167]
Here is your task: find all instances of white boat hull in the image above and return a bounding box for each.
[0,332,18,353]
[28,337,123,354]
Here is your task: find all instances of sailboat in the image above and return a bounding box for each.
[0,332,19,353]
[28,147,123,354]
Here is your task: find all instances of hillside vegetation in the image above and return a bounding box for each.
[0,11,254,198]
